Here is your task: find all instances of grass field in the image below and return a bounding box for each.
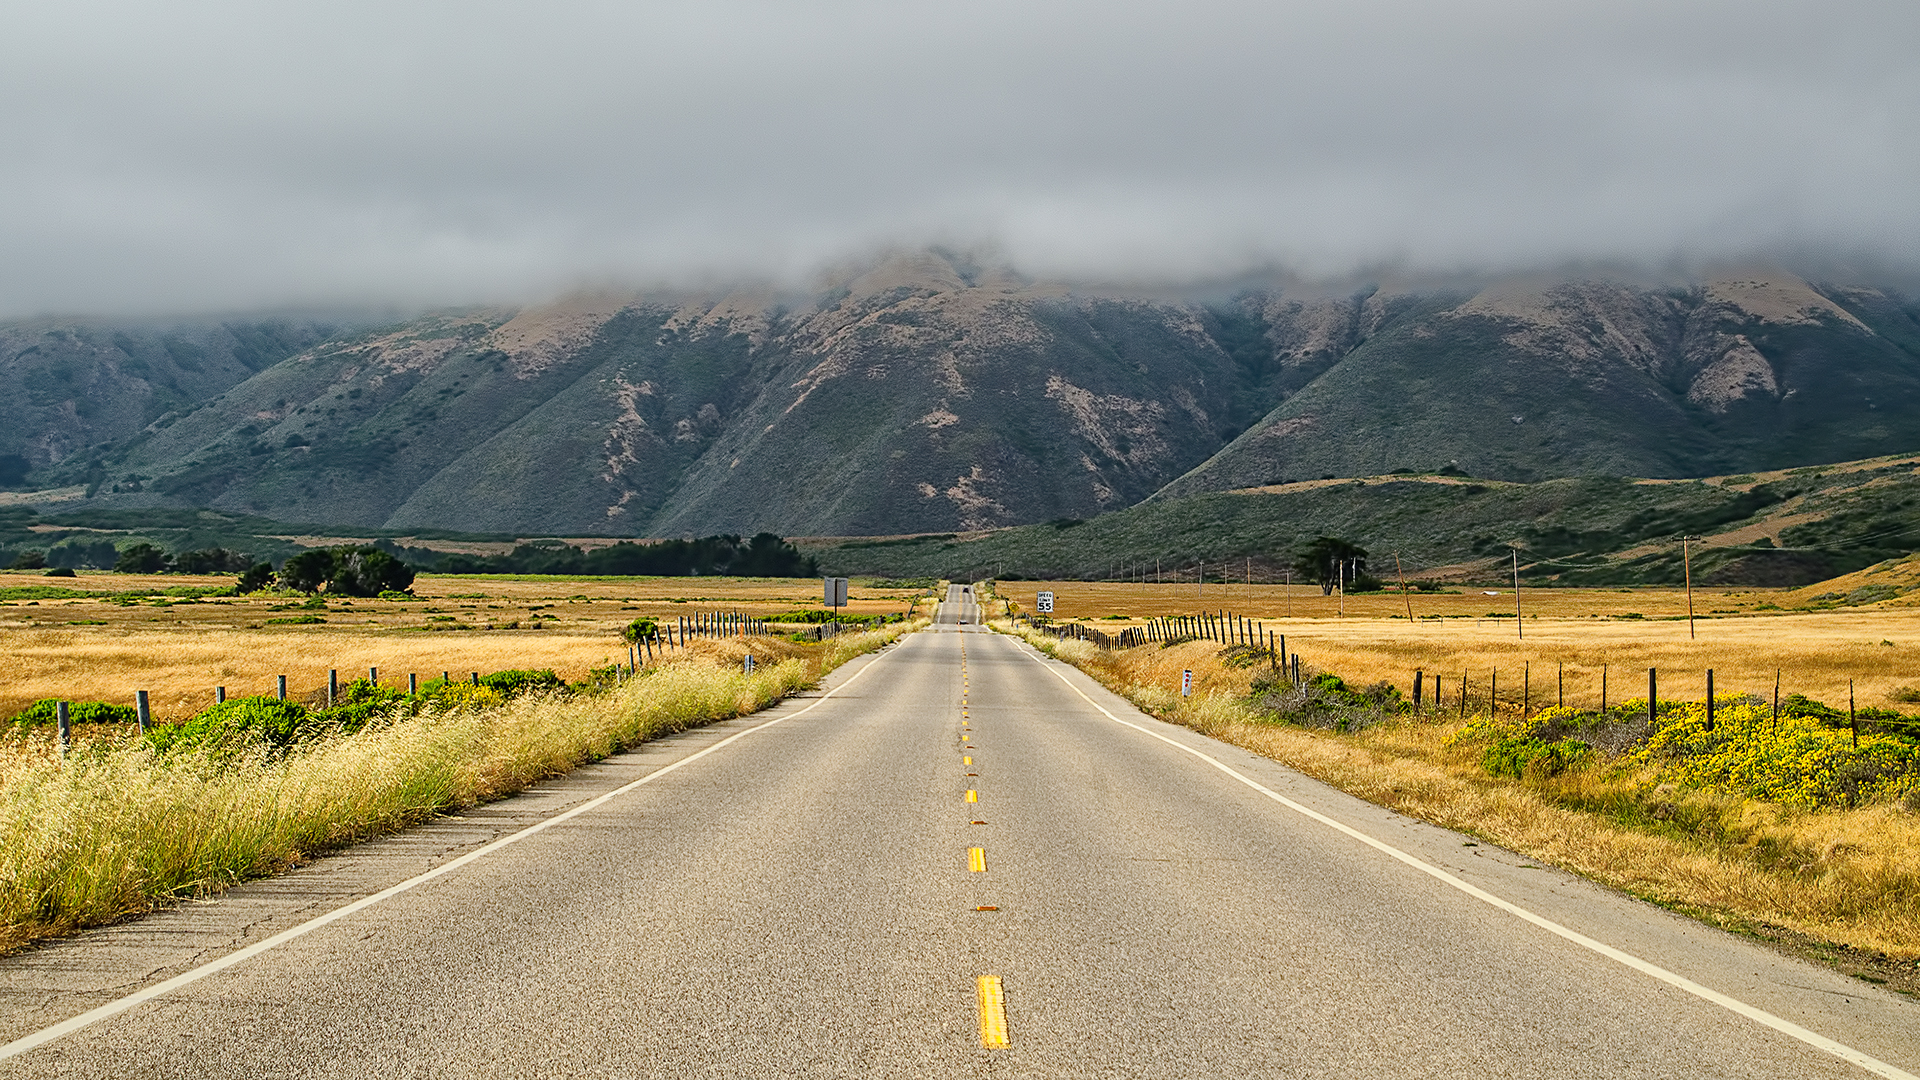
[994,581,1920,712]
[0,572,931,723]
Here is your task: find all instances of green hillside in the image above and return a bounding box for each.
[6,256,1920,539]
[806,453,1920,590]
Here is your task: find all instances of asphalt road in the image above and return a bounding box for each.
[2,583,1915,1077]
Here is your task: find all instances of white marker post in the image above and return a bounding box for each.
[1181,670,1193,697]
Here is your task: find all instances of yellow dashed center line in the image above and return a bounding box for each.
[968,846,987,872]
[965,789,978,803]
[962,756,971,765]
[977,975,1010,1048]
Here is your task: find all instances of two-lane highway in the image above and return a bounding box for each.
[2,584,1914,1077]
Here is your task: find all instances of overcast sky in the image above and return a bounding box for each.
[1,0,1914,317]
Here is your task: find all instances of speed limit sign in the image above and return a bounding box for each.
[1036,590,1054,614]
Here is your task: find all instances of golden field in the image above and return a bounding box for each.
[995,581,1920,712]
[0,572,931,722]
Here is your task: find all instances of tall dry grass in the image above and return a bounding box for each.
[997,620,1920,962]
[0,621,920,955]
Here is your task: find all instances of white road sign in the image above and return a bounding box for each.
[1036,590,1054,614]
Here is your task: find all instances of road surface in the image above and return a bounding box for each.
[1,584,1914,1077]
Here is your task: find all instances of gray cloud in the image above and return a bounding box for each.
[1,0,1915,316]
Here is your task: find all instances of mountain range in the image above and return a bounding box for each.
[4,252,1919,539]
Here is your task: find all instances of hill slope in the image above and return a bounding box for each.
[1157,272,1920,495]
[806,452,1920,590]
[6,256,1920,537]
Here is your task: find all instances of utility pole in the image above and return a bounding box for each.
[1338,559,1346,617]
[1681,535,1698,640]
[1284,569,1292,617]
[1395,552,1412,622]
[1512,548,1523,640]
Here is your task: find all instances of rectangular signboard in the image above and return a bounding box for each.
[824,577,848,607]
[1035,590,1054,614]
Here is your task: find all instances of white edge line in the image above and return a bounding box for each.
[1012,637,1917,1080]
[0,642,901,1063]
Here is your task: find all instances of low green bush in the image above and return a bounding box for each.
[9,699,139,728]
[477,669,565,698]
[1482,735,1595,780]
[146,696,316,757]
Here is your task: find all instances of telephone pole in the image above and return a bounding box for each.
[1512,548,1523,640]
[1680,536,1700,639]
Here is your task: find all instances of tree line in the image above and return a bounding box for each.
[430,532,817,578]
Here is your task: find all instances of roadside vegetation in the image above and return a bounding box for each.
[0,620,920,955]
[990,595,1920,993]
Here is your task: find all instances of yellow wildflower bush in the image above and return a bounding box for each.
[1630,701,1920,809]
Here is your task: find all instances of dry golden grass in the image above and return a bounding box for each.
[995,580,1920,712]
[995,614,1920,972]
[0,572,933,721]
[0,618,921,955]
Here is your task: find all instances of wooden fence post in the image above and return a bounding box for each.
[277,675,287,701]
[328,669,338,707]
[57,701,70,756]
[216,686,225,704]
[1413,670,1423,713]
[1648,668,1657,731]
[136,690,150,734]
[1706,669,1715,731]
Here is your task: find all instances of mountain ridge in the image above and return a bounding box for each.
[4,254,1919,538]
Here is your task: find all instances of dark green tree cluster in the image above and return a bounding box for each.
[277,546,415,596]
[436,532,817,578]
[107,544,255,575]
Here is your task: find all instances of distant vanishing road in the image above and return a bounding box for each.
[2,585,1915,1077]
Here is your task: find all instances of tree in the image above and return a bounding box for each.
[328,547,414,597]
[277,546,414,596]
[114,543,171,574]
[176,548,252,574]
[1292,537,1368,596]
[7,550,47,571]
[279,549,336,593]
[237,562,276,593]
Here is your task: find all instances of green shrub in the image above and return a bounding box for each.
[146,696,315,756]
[313,680,414,731]
[9,699,139,728]
[621,617,658,642]
[1482,736,1595,780]
[237,563,275,592]
[477,669,565,698]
